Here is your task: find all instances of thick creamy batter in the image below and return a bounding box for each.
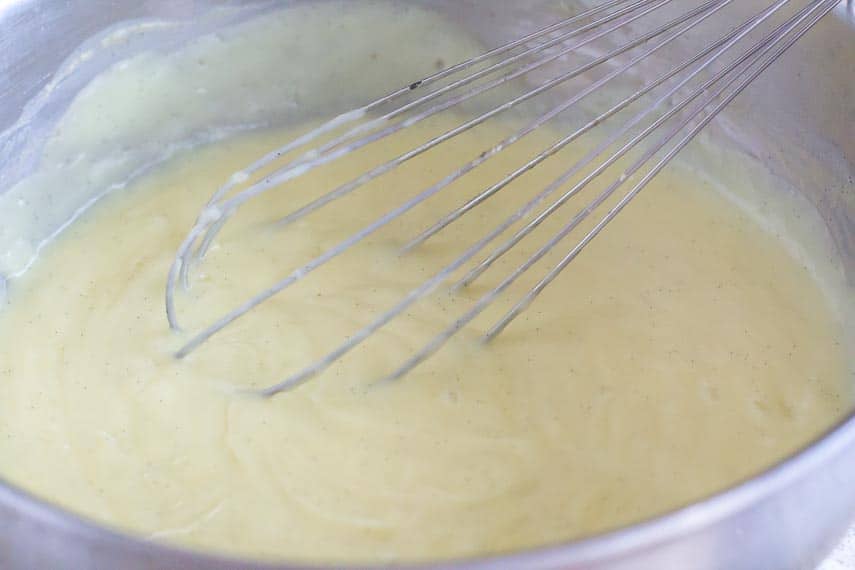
[0,115,850,562]
[0,0,851,565]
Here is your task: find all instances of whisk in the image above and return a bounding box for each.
[166,0,842,397]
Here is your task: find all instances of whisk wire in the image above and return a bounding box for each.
[175,0,682,284]
[171,0,725,346]
[381,0,838,382]
[165,0,841,395]
[266,0,686,231]
[196,0,649,207]
[169,0,671,301]
[485,0,839,340]
[401,0,787,254]
[454,0,800,290]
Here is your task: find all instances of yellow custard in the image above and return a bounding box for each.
[0,0,851,564]
[0,114,849,563]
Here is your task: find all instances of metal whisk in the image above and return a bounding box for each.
[166,0,842,396]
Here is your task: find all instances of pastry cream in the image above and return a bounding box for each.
[0,1,850,565]
[0,114,849,562]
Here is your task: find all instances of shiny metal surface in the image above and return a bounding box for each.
[0,1,852,569]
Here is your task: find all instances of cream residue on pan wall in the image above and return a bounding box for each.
[0,0,483,278]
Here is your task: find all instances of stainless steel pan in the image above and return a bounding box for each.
[0,1,852,568]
